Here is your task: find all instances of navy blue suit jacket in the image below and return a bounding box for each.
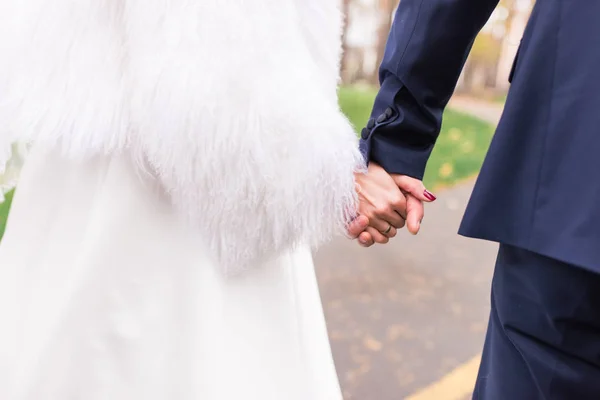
[360,0,600,272]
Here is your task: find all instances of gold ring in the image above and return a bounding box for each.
[383,224,392,235]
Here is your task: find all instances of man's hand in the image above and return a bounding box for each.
[354,163,437,247]
[345,215,370,239]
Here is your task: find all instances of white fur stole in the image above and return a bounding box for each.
[0,0,364,274]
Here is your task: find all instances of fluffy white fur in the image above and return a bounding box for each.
[0,0,364,274]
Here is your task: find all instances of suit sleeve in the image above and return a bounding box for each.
[359,0,500,179]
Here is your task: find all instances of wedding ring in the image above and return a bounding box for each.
[383,224,392,235]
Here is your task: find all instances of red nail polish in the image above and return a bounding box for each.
[424,189,436,201]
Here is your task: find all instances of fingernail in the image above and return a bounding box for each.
[424,189,436,201]
[410,221,420,235]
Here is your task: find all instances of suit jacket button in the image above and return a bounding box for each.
[367,118,375,129]
[376,113,387,123]
[361,127,370,140]
[385,107,393,118]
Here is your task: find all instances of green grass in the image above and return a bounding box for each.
[0,87,494,242]
[338,86,495,190]
[0,189,14,241]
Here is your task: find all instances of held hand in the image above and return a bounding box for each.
[354,162,408,246]
[353,165,437,247]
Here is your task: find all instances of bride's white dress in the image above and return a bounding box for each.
[0,146,343,400]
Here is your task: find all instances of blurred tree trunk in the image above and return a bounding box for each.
[371,0,399,85]
[492,0,515,90]
[496,0,533,89]
[340,0,352,84]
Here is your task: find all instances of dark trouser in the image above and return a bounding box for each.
[473,244,600,399]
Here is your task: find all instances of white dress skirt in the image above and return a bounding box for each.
[0,146,343,400]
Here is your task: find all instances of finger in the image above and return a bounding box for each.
[393,175,436,202]
[358,231,374,247]
[405,195,424,235]
[385,225,397,238]
[395,212,406,229]
[367,215,395,235]
[366,226,389,244]
[387,193,408,222]
[346,215,369,239]
[370,199,405,229]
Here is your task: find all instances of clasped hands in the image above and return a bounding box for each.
[346,162,436,246]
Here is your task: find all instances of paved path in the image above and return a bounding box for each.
[448,96,505,126]
[314,96,505,399]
